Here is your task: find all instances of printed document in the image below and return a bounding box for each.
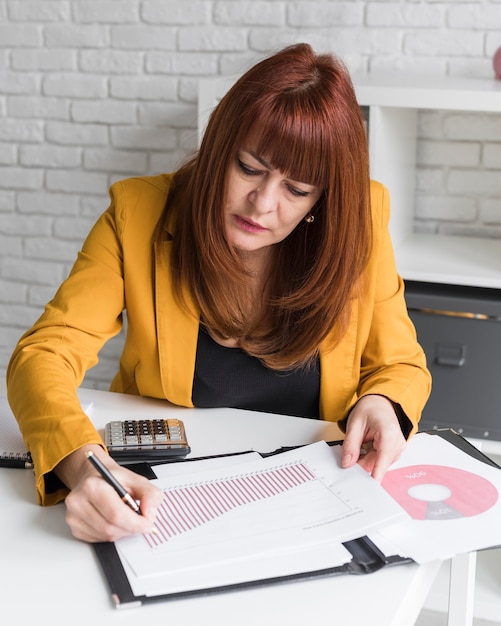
[116,440,407,596]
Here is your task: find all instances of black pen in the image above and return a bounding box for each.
[86,450,141,515]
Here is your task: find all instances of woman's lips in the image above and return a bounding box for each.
[233,214,267,233]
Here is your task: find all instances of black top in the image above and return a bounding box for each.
[192,326,320,419]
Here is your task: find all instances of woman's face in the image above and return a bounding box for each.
[223,137,322,260]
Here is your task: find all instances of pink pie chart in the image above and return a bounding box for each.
[382,464,498,521]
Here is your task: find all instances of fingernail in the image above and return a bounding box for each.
[342,453,352,467]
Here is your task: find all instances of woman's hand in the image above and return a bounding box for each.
[55,444,163,543]
[341,395,406,483]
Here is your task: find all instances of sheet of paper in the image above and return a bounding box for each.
[122,540,354,597]
[116,440,407,596]
[369,432,501,563]
[152,451,263,479]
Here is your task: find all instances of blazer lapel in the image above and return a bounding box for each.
[154,238,200,407]
[319,296,359,420]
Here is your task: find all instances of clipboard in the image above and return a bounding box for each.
[93,534,412,608]
[91,430,500,608]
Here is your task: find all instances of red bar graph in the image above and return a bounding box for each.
[146,462,315,548]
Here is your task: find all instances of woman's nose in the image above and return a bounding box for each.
[251,180,279,213]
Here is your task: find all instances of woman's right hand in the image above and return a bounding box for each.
[55,444,163,543]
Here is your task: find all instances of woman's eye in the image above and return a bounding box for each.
[288,185,309,198]
[237,159,260,176]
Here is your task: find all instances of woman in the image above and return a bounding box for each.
[7,43,431,542]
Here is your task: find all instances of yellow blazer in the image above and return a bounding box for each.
[7,174,431,505]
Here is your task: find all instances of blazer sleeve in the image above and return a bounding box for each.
[6,188,128,506]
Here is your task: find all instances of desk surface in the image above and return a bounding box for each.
[0,388,441,625]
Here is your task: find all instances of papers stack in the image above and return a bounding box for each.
[94,432,501,606]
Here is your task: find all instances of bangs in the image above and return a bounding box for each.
[249,105,332,189]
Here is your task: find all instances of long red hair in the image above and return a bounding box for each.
[157,43,371,370]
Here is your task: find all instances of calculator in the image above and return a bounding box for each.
[104,418,191,464]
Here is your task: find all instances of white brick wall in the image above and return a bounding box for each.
[1,0,500,390]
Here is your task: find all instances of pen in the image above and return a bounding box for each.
[86,450,141,515]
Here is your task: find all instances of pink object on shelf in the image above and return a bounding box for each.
[494,46,501,80]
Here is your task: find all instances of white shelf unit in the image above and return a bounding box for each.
[354,73,501,289]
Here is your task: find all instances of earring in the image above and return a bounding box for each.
[304,213,315,223]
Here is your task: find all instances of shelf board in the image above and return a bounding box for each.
[353,73,501,112]
[395,233,501,289]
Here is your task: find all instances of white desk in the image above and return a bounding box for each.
[0,388,441,625]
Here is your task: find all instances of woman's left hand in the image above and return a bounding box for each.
[341,395,407,482]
